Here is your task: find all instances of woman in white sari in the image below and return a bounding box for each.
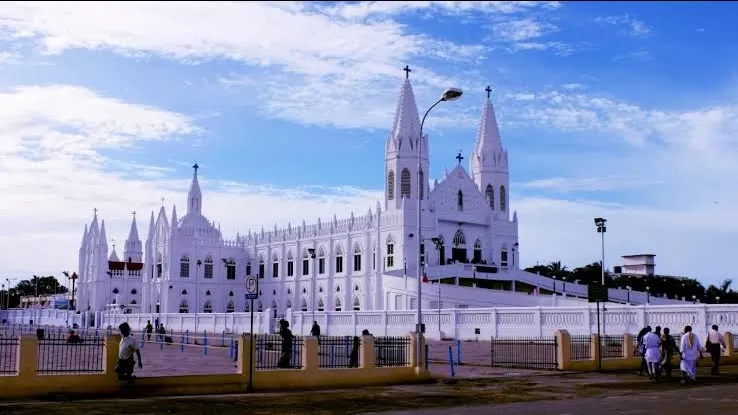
[680,325,703,384]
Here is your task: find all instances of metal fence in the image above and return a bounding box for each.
[569,335,592,361]
[0,337,19,375]
[37,334,105,374]
[600,335,624,359]
[374,336,410,367]
[318,336,360,368]
[254,334,304,370]
[490,336,558,370]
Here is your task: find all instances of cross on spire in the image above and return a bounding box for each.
[111,238,116,250]
[193,162,199,175]
[485,85,492,99]
[132,211,136,218]
[161,197,165,206]
[403,65,411,79]
[456,151,464,164]
[93,207,98,216]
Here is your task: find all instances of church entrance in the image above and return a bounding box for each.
[452,229,467,263]
[452,247,466,262]
[439,245,446,265]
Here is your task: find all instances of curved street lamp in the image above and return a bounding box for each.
[416,85,463,370]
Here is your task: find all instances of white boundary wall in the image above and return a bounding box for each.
[5,303,737,340]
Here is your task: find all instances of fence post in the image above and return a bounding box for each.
[17,337,38,379]
[456,339,462,365]
[304,336,319,371]
[555,329,572,371]
[447,346,455,377]
[623,333,634,358]
[360,334,375,369]
[425,344,429,370]
[725,332,734,357]
[204,331,208,356]
[591,333,601,371]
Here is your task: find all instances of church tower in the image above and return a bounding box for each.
[188,162,202,216]
[123,212,143,263]
[471,86,510,220]
[384,66,429,211]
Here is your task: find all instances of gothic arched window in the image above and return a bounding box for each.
[387,170,395,200]
[500,185,506,212]
[204,256,213,279]
[180,255,190,278]
[286,250,294,277]
[400,168,411,198]
[353,244,362,272]
[485,184,494,209]
[179,300,189,313]
[457,190,464,211]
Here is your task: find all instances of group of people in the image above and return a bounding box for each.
[636,324,726,384]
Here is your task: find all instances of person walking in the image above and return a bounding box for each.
[680,325,703,385]
[643,327,662,380]
[706,324,726,375]
[660,327,678,380]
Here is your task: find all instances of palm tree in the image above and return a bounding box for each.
[546,261,568,278]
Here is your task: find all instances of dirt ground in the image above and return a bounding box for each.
[3,366,738,415]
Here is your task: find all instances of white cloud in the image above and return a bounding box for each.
[613,50,651,62]
[491,18,559,42]
[595,14,651,37]
[0,84,383,280]
[322,1,562,20]
[518,176,664,193]
[0,51,21,64]
[0,1,555,131]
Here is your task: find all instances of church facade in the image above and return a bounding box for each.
[76,72,519,315]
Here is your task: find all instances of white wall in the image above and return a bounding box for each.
[7,303,736,342]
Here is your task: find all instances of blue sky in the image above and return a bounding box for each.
[1,1,738,288]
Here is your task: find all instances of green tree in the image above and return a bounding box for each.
[6,276,67,308]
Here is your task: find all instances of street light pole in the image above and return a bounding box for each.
[415,84,463,370]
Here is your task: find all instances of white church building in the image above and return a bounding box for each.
[74,71,681,320]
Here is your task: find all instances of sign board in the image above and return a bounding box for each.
[245,275,259,300]
[588,284,608,303]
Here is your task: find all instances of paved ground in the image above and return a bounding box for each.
[377,382,738,414]
[4,370,738,414]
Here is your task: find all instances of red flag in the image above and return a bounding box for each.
[422,274,429,283]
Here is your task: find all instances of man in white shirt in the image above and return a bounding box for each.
[680,325,702,385]
[643,326,662,379]
[706,324,726,375]
[116,322,143,381]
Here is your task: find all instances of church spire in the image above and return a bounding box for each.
[474,85,504,158]
[187,162,202,216]
[124,211,143,262]
[387,67,422,156]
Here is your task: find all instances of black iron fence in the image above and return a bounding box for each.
[0,337,19,375]
[569,335,592,361]
[490,336,558,370]
[254,334,304,370]
[600,335,624,359]
[318,336,360,368]
[374,336,410,367]
[37,334,105,374]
